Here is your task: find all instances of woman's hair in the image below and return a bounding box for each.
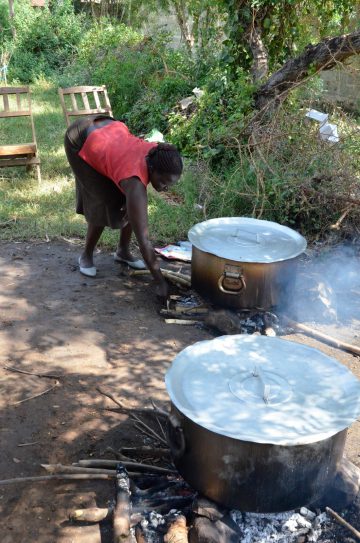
[147,143,183,176]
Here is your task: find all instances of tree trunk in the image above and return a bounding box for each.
[8,0,16,39]
[173,0,194,55]
[255,29,360,109]
[249,25,269,82]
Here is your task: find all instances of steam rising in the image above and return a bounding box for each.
[285,244,360,327]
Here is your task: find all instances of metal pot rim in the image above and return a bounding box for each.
[188,217,307,263]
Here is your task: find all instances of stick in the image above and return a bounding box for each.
[4,365,63,379]
[97,387,168,446]
[326,507,360,540]
[0,474,113,486]
[12,380,59,405]
[17,441,40,447]
[69,507,112,523]
[165,319,199,325]
[121,446,170,457]
[283,317,360,356]
[113,465,131,543]
[164,515,188,543]
[76,459,176,475]
[41,464,116,475]
[97,387,168,418]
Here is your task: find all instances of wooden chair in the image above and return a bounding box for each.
[58,85,113,127]
[0,86,41,183]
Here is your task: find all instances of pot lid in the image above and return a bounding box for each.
[188,217,307,263]
[165,335,360,446]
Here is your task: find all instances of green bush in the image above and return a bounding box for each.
[8,0,84,82]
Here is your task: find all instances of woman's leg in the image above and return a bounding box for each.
[80,223,104,268]
[115,222,137,262]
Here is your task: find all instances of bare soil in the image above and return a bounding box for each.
[0,240,359,543]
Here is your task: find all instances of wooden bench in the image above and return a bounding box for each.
[58,85,113,127]
[0,86,41,182]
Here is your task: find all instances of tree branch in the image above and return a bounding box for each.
[255,30,360,109]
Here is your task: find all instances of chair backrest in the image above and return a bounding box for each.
[58,85,113,127]
[0,86,37,144]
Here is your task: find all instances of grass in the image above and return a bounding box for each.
[0,81,202,248]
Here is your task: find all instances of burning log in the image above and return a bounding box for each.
[189,497,241,543]
[164,514,188,543]
[113,465,131,543]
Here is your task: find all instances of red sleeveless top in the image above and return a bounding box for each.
[78,121,157,192]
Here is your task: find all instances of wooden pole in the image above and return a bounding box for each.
[283,317,360,357]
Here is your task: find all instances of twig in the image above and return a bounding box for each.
[4,365,63,379]
[97,387,168,446]
[76,459,176,475]
[12,380,60,405]
[330,206,354,230]
[121,446,170,458]
[326,507,360,540]
[0,474,113,486]
[17,441,40,447]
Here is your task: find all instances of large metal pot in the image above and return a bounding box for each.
[188,217,307,310]
[165,335,360,512]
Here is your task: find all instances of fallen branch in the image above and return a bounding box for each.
[13,380,60,405]
[326,507,360,540]
[76,459,176,475]
[283,317,360,357]
[0,474,113,486]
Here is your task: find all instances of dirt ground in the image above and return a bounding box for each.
[0,240,359,543]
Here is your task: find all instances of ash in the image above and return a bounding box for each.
[230,509,330,543]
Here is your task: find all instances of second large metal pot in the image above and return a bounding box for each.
[188,217,307,310]
[165,335,360,512]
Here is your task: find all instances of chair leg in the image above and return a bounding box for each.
[36,165,42,184]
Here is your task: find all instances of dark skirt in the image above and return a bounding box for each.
[64,116,127,229]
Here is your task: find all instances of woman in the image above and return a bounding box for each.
[64,115,183,299]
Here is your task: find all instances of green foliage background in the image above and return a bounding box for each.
[0,0,359,243]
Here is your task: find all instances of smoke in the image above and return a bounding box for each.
[284,244,360,326]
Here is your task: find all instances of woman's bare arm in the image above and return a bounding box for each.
[120,178,168,293]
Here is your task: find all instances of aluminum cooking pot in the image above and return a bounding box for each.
[188,218,307,310]
[165,335,360,512]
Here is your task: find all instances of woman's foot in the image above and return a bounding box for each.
[113,250,146,270]
[78,254,96,277]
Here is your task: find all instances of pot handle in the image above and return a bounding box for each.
[218,272,246,295]
[167,413,186,459]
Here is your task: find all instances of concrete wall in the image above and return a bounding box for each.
[320,59,360,111]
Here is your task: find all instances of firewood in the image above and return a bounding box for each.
[283,316,360,356]
[76,459,176,475]
[165,319,199,325]
[113,465,131,543]
[41,463,115,475]
[326,507,360,540]
[164,514,188,543]
[69,507,111,523]
[0,474,112,485]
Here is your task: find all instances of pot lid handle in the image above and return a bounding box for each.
[253,365,271,404]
